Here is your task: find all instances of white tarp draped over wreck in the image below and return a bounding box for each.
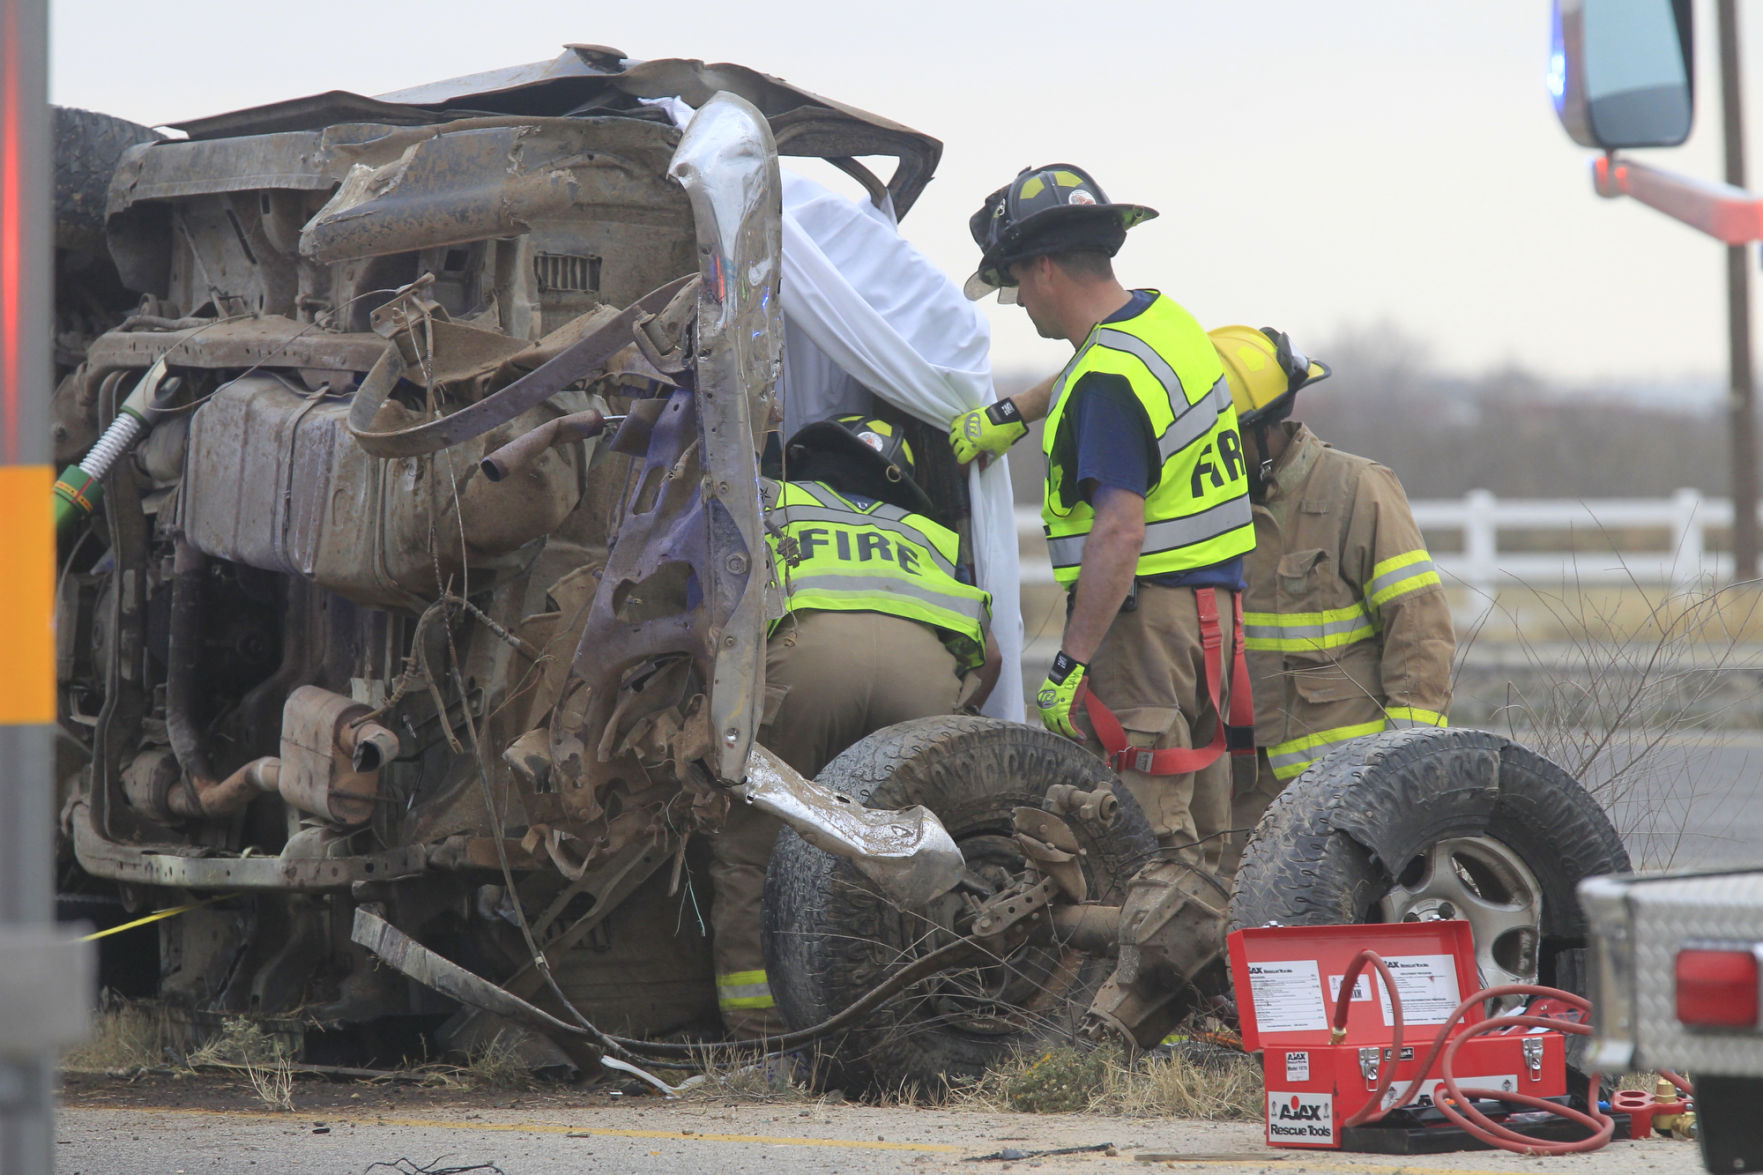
[777,172,1024,721]
[644,94,1026,720]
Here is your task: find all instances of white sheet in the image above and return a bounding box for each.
[647,93,1026,721]
[777,172,1024,721]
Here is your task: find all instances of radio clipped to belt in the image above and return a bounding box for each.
[1082,587,1255,776]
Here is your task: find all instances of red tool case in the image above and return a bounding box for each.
[1227,921,1568,1150]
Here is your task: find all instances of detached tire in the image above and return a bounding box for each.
[54,107,161,255]
[1231,727,1630,1001]
[762,715,1155,1097]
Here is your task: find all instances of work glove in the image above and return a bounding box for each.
[1037,650,1089,740]
[949,398,1029,467]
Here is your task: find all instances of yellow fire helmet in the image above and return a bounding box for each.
[1209,325,1331,429]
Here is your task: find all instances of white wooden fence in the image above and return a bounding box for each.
[1015,490,1750,591]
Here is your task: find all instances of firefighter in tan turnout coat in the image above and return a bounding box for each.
[1209,326,1456,880]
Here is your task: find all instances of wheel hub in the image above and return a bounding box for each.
[1375,835,1544,994]
[921,835,1084,1039]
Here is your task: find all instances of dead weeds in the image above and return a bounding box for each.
[456,1036,538,1093]
[61,998,170,1074]
[950,1044,1262,1120]
[655,1044,820,1104]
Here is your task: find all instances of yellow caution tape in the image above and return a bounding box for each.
[78,892,240,942]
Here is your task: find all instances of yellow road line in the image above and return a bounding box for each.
[108,1106,962,1153]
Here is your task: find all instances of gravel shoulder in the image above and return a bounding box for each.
[56,1072,1704,1175]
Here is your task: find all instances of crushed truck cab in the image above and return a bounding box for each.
[50,45,1234,1089]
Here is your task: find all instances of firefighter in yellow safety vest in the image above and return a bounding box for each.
[707,415,999,1038]
[956,164,1255,870]
[1208,326,1456,882]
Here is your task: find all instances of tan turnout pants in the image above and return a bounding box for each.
[1217,749,1279,884]
[707,609,964,1037]
[1071,584,1237,872]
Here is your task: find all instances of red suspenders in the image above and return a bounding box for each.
[1080,587,1256,776]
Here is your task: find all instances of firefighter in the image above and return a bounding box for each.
[708,414,999,1037]
[956,164,1255,870]
[1208,325,1456,881]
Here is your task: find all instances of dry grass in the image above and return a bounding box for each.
[185,1018,298,1112]
[951,1044,1262,1121]
[64,1002,305,1111]
[656,1045,819,1103]
[62,997,527,1088]
[1100,1048,1264,1120]
[244,1053,295,1112]
[184,1018,291,1069]
[458,1035,537,1092]
[61,998,170,1073]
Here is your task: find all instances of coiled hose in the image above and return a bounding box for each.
[1331,948,1693,1155]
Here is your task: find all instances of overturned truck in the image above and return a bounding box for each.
[51,48,1629,1094]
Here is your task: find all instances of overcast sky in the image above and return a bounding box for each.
[45,0,1763,393]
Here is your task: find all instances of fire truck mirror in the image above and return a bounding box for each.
[1552,0,1694,150]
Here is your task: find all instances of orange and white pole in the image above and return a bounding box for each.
[1,3,93,1171]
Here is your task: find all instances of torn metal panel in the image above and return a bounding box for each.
[556,382,722,809]
[542,107,777,817]
[373,45,632,108]
[667,92,780,783]
[109,117,672,214]
[167,51,942,218]
[163,93,456,141]
[106,133,335,209]
[737,744,964,910]
[301,119,687,264]
[351,907,596,1047]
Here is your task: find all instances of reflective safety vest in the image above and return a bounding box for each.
[1040,292,1254,587]
[763,479,992,669]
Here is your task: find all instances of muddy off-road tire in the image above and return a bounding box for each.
[54,106,161,255]
[762,715,1156,1097]
[1230,727,1629,1004]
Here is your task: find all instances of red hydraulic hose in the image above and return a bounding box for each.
[1383,984,1592,1118]
[1325,956,1653,1155]
[1328,950,1404,1128]
[1434,1016,1612,1153]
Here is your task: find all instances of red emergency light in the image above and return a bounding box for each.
[1677,947,1762,1029]
[2,0,25,461]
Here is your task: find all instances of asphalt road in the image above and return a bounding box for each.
[1550,730,1763,871]
[53,1095,1703,1175]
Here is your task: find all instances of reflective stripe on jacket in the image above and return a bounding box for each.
[716,968,775,1011]
[1040,292,1254,587]
[1243,424,1456,781]
[764,479,991,670]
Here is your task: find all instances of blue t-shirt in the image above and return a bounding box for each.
[1066,291,1245,592]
